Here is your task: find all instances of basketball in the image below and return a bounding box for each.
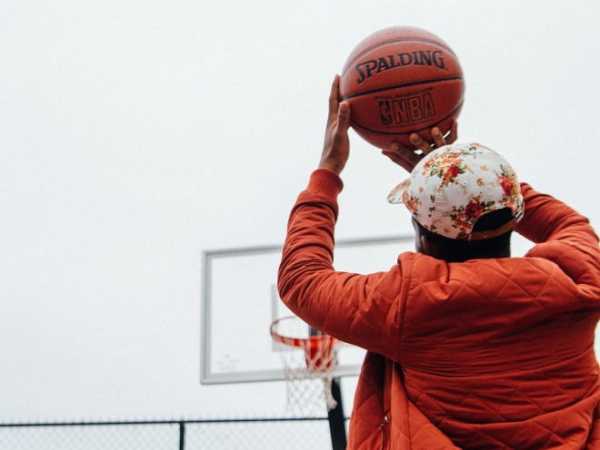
[340,26,464,150]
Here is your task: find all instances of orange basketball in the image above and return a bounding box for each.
[340,26,464,150]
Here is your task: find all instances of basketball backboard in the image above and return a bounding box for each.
[200,234,413,384]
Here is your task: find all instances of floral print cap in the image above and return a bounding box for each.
[387,143,524,240]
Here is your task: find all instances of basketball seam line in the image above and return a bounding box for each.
[341,76,463,101]
[350,99,464,136]
[342,38,457,75]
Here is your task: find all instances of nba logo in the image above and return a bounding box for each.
[376,90,436,126]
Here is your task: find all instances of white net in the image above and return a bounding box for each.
[271,317,340,416]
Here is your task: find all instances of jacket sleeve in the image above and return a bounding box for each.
[516,183,600,285]
[277,169,403,359]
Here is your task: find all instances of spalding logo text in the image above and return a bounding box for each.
[355,50,446,84]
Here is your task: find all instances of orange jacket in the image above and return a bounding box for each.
[278,169,600,449]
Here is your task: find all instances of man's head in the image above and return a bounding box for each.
[388,143,524,262]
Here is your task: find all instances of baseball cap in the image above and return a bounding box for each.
[387,143,524,240]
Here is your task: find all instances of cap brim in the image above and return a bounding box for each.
[387,178,411,205]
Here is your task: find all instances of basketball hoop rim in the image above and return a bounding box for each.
[270,316,338,350]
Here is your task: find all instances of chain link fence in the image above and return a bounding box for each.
[0,416,347,450]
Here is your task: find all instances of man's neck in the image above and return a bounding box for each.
[427,245,511,262]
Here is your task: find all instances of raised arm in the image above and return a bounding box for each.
[516,183,598,246]
[277,169,401,358]
[277,74,455,357]
[516,183,600,285]
[277,74,406,358]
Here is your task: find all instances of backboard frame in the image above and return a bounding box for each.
[200,234,412,385]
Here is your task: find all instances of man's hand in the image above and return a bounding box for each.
[319,75,351,175]
[381,120,458,173]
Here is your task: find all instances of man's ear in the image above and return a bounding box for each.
[411,217,420,235]
[411,218,423,252]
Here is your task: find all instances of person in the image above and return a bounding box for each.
[277,75,600,449]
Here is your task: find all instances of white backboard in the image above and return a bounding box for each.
[200,235,414,384]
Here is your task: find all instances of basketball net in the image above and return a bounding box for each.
[270,317,339,415]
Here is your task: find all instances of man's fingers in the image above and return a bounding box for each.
[384,143,405,161]
[409,133,430,152]
[431,127,445,147]
[331,102,350,149]
[328,75,340,122]
[336,102,351,132]
[446,120,458,144]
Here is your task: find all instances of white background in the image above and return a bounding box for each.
[1,0,600,421]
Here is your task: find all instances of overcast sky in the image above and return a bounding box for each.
[1,0,600,422]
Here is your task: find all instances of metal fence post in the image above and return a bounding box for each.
[327,378,347,450]
[179,421,186,450]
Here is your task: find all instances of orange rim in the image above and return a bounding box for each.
[270,316,337,372]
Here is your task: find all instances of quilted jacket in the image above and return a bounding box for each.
[278,169,600,449]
